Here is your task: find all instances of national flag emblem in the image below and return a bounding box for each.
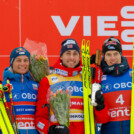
[129,71,132,76]
[67,44,73,48]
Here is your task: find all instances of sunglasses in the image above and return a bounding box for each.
[104,37,120,44]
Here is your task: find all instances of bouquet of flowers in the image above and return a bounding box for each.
[29,55,49,82]
[50,89,71,127]
[23,38,49,82]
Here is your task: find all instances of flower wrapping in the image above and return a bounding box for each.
[50,89,71,127]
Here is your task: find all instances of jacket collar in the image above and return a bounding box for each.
[3,67,30,82]
[53,58,82,77]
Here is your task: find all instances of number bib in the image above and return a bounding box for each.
[101,69,132,122]
[104,90,131,121]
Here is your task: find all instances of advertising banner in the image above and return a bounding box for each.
[0,0,134,80]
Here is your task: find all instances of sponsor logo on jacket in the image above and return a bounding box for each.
[13,93,37,100]
[101,75,107,81]
[32,84,38,90]
[55,68,68,76]
[51,76,58,82]
[102,82,131,92]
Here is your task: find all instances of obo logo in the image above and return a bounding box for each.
[22,93,37,100]
[67,86,83,93]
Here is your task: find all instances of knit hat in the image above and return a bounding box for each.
[102,37,122,55]
[10,47,30,67]
[60,38,80,57]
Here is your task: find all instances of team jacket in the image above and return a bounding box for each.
[35,58,109,134]
[3,67,39,134]
[100,69,132,134]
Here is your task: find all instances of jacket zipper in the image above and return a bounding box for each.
[120,121,122,134]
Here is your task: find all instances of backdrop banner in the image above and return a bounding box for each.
[0,0,134,79]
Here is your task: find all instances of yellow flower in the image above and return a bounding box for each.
[39,55,46,60]
[53,93,56,97]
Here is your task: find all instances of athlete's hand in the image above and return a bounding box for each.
[3,83,12,93]
[90,54,96,64]
[48,125,69,134]
[95,90,105,111]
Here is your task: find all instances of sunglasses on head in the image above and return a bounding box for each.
[104,37,120,44]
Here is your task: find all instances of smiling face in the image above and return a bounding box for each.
[12,55,29,74]
[104,50,121,66]
[60,50,80,68]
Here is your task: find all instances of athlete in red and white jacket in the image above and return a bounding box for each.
[35,38,109,134]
